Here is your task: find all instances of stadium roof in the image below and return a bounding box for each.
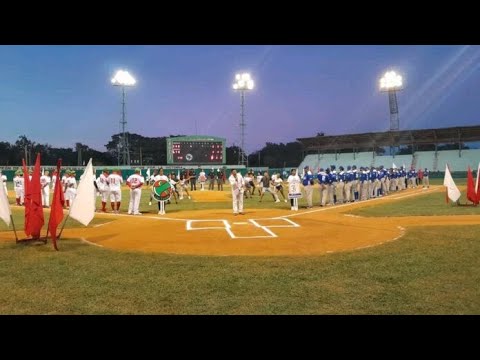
[297,125,480,152]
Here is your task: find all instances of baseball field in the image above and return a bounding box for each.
[0,179,479,314]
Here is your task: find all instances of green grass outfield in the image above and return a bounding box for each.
[0,224,479,314]
[1,177,479,314]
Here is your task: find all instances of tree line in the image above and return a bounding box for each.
[0,134,304,168]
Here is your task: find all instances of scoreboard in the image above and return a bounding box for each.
[166,136,226,165]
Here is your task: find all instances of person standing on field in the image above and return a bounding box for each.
[229,169,245,215]
[40,170,51,208]
[107,169,123,214]
[127,168,144,215]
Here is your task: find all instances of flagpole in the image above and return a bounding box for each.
[44,228,49,245]
[10,215,19,243]
[57,213,70,241]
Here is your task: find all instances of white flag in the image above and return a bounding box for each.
[177,169,180,179]
[69,158,95,226]
[146,168,151,179]
[392,163,397,169]
[0,179,11,227]
[443,164,461,203]
[475,162,480,195]
[42,168,45,176]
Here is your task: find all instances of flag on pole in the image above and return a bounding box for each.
[392,163,397,169]
[26,154,44,239]
[475,162,480,196]
[467,166,478,204]
[42,168,45,176]
[177,169,180,179]
[0,176,11,227]
[48,159,65,251]
[22,159,31,235]
[474,161,480,204]
[146,168,151,181]
[69,158,95,226]
[443,164,461,203]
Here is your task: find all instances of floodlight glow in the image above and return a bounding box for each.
[232,72,255,91]
[380,70,402,90]
[111,70,136,86]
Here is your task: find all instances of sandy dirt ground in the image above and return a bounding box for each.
[1,186,478,256]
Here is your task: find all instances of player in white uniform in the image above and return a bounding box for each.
[153,168,170,214]
[40,170,51,207]
[13,170,25,205]
[51,170,57,194]
[147,169,159,206]
[243,173,253,198]
[198,169,206,191]
[126,168,144,215]
[107,169,123,213]
[287,168,301,211]
[168,173,179,204]
[0,171,7,196]
[96,169,110,212]
[256,172,263,196]
[64,170,77,209]
[229,169,245,215]
[61,171,68,192]
[178,173,191,200]
[273,172,288,202]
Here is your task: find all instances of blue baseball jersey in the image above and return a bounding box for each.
[302,172,314,186]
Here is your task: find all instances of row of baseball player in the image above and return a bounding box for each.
[299,165,431,208]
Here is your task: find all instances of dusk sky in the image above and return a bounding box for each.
[1,45,479,153]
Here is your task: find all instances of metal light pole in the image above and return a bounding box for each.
[232,73,254,167]
[380,70,403,131]
[111,70,136,166]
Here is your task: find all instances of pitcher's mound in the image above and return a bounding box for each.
[192,190,231,202]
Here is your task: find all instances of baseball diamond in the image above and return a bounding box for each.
[1,184,476,256]
[1,45,480,315]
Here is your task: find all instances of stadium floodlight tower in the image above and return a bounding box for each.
[111,70,136,166]
[232,72,255,167]
[380,70,403,131]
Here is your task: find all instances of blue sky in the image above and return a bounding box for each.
[1,45,479,152]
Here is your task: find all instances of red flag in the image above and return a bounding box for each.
[22,158,32,235]
[467,166,478,205]
[476,162,480,203]
[48,159,64,251]
[26,154,44,239]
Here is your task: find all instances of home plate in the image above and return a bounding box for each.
[230,223,274,238]
[252,218,300,228]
